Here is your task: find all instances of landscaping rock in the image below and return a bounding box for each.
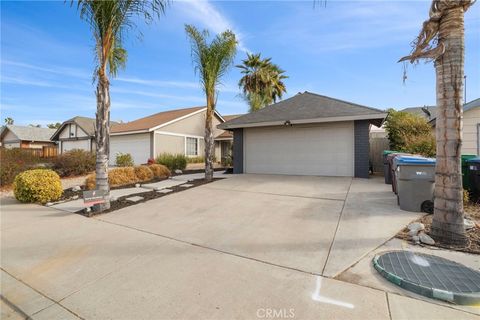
[125,196,144,203]
[408,229,420,237]
[418,231,435,245]
[45,202,54,207]
[464,218,475,230]
[110,196,118,202]
[71,186,81,192]
[407,222,425,233]
[135,184,141,188]
[180,183,194,188]
[412,235,420,244]
[175,169,183,174]
[72,195,79,200]
[156,188,173,194]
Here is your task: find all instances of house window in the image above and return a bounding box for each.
[186,137,198,156]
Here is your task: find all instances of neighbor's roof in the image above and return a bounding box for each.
[51,116,119,140]
[222,114,244,122]
[0,125,56,142]
[401,106,437,121]
[218,92,387,129]
[429,98,479,126]
[111,106,206,134]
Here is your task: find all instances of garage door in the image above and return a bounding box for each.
[110,133,151,165]
[61,140,91,153]
[244,122,354,176]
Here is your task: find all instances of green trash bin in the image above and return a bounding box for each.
[461,154,476,191]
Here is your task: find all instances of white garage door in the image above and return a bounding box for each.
[61,140,91,153]
[244,122,354,176]
[110,133,151,165]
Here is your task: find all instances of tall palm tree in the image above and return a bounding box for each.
[185,25,237,182]
[73,0,167,211]
[237,53,288,112]
[400,0,476,245]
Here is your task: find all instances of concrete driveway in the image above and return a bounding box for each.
[2,175,477,319]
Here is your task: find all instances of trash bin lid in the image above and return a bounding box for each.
[466,157,480,164]
[396,156,436,165]
[383,150,398,155]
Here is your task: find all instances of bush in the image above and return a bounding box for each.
[405,134,436,157]
[148,164,171,178]
[186,156,205,163]
[53,149,95,177]
[13,169,62,204]
[0,148,42,186]
[85,167,138,190]
[155,153,187,171]
[147,158,155,165]
[115,153,134,167]
[134,166,154,182]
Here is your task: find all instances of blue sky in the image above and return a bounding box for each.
[1,0,479,126]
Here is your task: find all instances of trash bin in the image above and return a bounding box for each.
[396,156,436,213]
[461,154,476,191]
[388,152,410,194]
[466,157,480,202]
[383,150,397,184]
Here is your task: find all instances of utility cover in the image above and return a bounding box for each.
[373,251,480,305]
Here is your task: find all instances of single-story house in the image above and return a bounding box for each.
[401,105,437,122]
[429,98,480,155]
[218,92,387,178]
[110,106,233,165]
[0,125,56,149]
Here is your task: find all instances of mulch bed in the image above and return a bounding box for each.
[396,202,480,254]
[77,178,222,217]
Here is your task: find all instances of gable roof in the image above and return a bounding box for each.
[428,98,479,126]
[401,106,437,121]
[51,116,119,140]
[111,106,223,134]
[0,125,56,142]
[219,92,387,129]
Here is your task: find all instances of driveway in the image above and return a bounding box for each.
[2,175,477,319]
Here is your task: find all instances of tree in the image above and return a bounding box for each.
[185,25,237,182]
[237,53,288,112]
[73,0,167,211]
[399,0,476,245]
[29,124,41,128]
[4,117,14,125]
[47,122,62,129]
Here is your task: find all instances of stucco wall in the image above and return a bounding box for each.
[154,133,184,157]
[463,107,479,155]
[2,130,19,144]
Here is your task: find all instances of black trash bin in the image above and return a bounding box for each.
[466,157,480,202]
[383,150,396,184]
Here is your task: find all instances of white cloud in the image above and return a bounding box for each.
[116,76,200,89]
[178,0,249,52]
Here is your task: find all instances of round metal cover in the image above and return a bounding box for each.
[373,251,480,305]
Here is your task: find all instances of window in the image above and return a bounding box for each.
[186,137,198,156]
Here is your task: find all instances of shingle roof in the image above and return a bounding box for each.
[51,116,119,139]
[401,106,437,121]
[219,92,386,129]
[1,125,56,142]
[222,114,244,122]
[427,98,479,126]
[111,106,205,133]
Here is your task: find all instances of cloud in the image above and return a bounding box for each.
[1,60,90,79]
[178,0,249,52]
[116,76,200,89]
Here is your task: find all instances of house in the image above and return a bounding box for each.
[429,98,480,155]
[0,125,56,149]
[110,106,232,165]
[401,105,437,122]
[218,92,387,178]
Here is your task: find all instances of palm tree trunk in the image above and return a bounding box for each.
[94,74,111,211]
[431,5,466,245]
[204,94,215,182]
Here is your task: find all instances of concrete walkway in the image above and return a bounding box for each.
[1,176,478,319]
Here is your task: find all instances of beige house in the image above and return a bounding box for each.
[110,106,233,165]
[0,125,56,149]
[51,117,97,153]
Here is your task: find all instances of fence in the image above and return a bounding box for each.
[21,146,58,158]
[369,132,389,174]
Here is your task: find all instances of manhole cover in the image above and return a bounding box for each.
[373,251,480,305]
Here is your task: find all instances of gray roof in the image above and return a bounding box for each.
[52,116,119,139]
[401,106,437,121]
[0,125,56,142]
[427,98,479,126]
[219,92,387,129]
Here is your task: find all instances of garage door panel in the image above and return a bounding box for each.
[110,133,150,165]
[244,123,354,176]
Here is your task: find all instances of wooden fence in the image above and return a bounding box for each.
[21,146,58,158]
[369,132,389,174]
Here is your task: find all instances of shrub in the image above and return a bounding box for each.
[405,134,436,157]
[85,167,138,190]
[52,149,95,177]
[148,164,171,178]
[186,156,205,163]
[134,166,154,182]
[115,153,134,167]
[147,158,155,165]
[0,148,42,186]
[13,169,62,204]
[155,153,187,171]
[222,155,233,167]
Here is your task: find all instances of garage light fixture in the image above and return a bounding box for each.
[284,120,292,126]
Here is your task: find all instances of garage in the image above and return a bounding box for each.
[110,133,151,165]
[61,139,91,153]
[244,122,354,176]
[218,92,387,178]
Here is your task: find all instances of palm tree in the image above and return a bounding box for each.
[73,0,167,211]
[400,0,476,245]
[4,117,14,125]
[237,53,288,112]
[185,25,237,182]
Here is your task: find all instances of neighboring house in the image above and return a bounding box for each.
[218,92,387,178]
[429,98,480,155]
[110,106,231,165]
[401,105,437,122]
[214,114,243,162]
[51,116,119,154]
[0,125,56,149]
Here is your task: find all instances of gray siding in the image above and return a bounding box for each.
[233,129,244,174]
[354,120,370,178]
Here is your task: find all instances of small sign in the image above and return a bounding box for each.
[83,190,107,206]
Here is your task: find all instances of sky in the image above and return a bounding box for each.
[1,0,479,126]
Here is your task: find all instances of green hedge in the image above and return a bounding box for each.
[155,153,187,172]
